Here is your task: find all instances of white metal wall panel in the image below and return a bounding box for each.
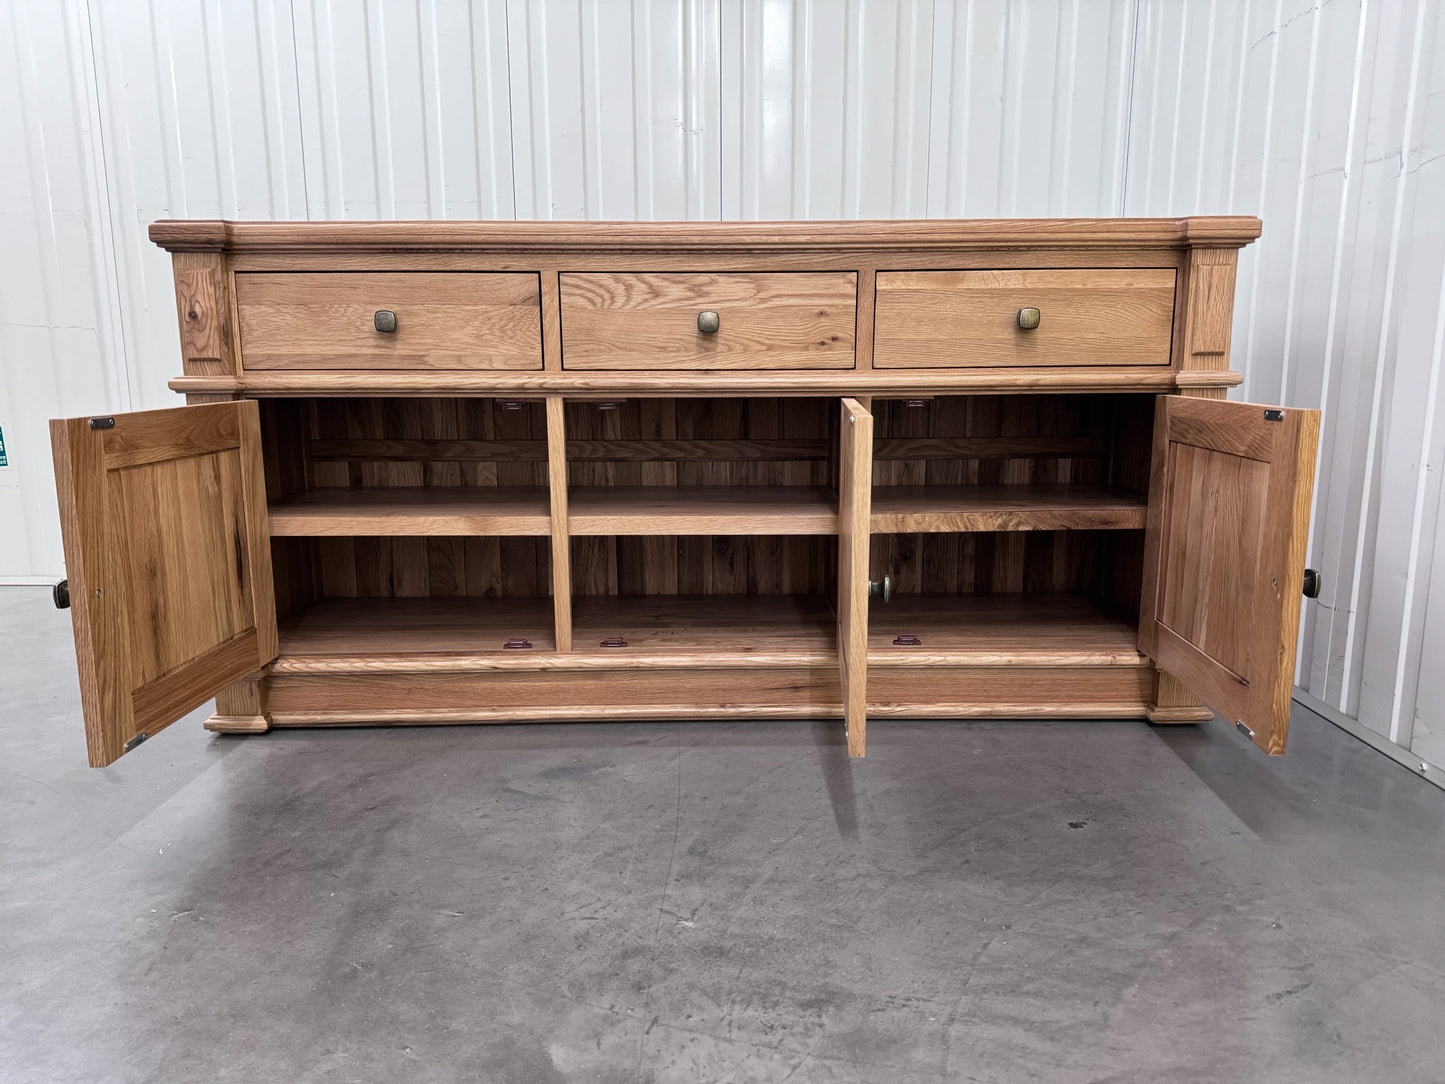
[1126,0,1445,772]
[2,0,1444,777]
[0,0,120,582]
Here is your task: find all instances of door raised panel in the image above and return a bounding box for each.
[1139,396,1320,754]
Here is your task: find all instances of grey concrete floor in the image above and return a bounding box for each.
[3,587,1445,1083]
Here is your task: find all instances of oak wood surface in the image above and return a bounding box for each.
[867,593,1146,667]
[1138,397,1321,754]
[50,402,277,765]
[169,368,1246,397]
[874,269,1176,368]
[546,396,573,651]
[870,484,1146,532]
[560,272,857,370]
[839,398,873,756]
[568,486,838,535]
[121,216,1272,756]
[150,216,1264,252]
[267,486,552,536]
[235,272,543,370]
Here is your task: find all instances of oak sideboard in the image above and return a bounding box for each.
[49,217,1320,768]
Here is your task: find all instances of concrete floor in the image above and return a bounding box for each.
[3,587,1444,1083]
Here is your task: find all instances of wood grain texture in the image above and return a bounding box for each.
[50,402,277,765]
[170,368,1245,398]
[867,666,1153,716]
[279,597,557,656]
[569,486,838,535]
[1139,397,1321,753]
[206,672,271,733]
[870,484,1146,532]
[150,217,1264,253]
[839,397,873,757]
[235,272,542,370]
[124,217,1280,757]
[874,269,1176,368]
[1182,247,1239,365]
[267,487,552,536]
[867,594,1146,667]
[1147,671,1213,723]
[170,251,237,375]
[560,272,857,370]
[265,668,843,722]
[546,396,572,651]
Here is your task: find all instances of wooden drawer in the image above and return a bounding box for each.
[873,269,1176,368]
[234,272,542,370]
[560,272,857,370]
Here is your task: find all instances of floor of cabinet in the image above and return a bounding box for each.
[273,592,1141,670]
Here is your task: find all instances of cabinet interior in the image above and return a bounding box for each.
[258,393,1155,666]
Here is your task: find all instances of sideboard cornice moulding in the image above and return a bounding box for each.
[51,215,1320,772]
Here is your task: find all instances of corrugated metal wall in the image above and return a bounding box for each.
[2,0,1442,776]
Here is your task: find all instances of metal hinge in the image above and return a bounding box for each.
[1263,409,1284,422]
[124,731,149,752]
[89,417,116,430]
[1234,721,1255,740]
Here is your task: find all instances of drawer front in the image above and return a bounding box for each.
[235,272,543,370]
[873,269,1176,368]
[560,272,857,370]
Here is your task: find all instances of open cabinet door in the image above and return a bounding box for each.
[838,398,873,757]
[51,401,277,766]
[1138,397,1320,755]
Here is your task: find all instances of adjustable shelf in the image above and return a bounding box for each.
[567,486,839,535]
[869,484,1146,533]
[867,593,1146,666]
[268,486,552,536]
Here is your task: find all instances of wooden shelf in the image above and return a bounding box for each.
[868,593,1146,667]
[268,486,552,536]
[870,484,1146,533]
[570,594,836,663]
[568,486,838,535]
[275,597,556,668]
[272,594,836,672]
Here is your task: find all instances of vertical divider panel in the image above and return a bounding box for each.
[547,396,573,651]
[839,397,874,757]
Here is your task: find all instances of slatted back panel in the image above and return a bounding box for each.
[564,397,832,487]
[869,393,1154,603]
[571,535,835,597]
[262,398,553,602]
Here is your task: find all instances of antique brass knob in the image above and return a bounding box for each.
[697,310,721,334]
[1017,307,1041,330]
[374,310,398,333]
[868,575,892,604]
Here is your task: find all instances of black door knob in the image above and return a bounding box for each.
[1302,569,1321,599]
[53,579,70,609]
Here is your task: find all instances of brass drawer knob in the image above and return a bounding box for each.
[697,310,721,334]
[374,309,398,333]
[1017,307,1041,330]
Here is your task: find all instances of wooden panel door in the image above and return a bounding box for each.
[838,398,874,757]
[51,402,278,766]
[1139,397,1320,754]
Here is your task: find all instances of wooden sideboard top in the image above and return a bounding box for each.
[150,216,1263,253]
